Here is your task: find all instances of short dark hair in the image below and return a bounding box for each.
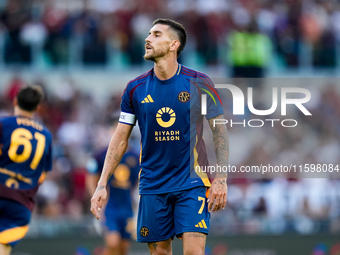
[17,85,44,112]
[153,18,187,57]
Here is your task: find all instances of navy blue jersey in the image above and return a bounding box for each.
[87,148,139,217]
[119,65,223,195]
[0,116,53,211]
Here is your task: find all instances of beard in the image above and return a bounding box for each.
[144,47,169,61]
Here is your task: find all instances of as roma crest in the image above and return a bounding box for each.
[178,91,190,103]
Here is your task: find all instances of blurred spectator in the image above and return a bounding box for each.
[71,7,108,65]
[253,197,268,217]
[42,3,69,65]
[0,0,337,70]
[0,0,31,64]
[4,75,25,101]
[227,20,272,78]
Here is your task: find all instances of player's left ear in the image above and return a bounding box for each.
[170,40,180,53]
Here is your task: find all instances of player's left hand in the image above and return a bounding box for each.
[90,185,107,220]
[208,178,227,213]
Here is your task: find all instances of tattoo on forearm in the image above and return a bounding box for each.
[209,115,229,168]
[188,233,205,238]
[105,150,120,183]
[98,128,130,190]
[96,185,105,191]
[106,173,112,182]
[113,154,120,162]
[108,147,114,159]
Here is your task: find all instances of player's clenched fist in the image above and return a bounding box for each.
[90,185,107,220]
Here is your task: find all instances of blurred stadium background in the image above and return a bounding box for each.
[0,0,340,254]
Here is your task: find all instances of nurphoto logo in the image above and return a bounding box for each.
[201,84,312,128]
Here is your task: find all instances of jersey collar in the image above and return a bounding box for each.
[153,64,181,85]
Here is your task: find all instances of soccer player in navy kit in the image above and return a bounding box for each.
[91,19,228,255]
[0,86,53,255]
[86,119,139,255]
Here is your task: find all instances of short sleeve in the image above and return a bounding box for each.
[120,82,137,125]
[201,76,224,120]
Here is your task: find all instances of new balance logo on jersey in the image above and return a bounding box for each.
[141,95,154,103]
[195,220,208,229]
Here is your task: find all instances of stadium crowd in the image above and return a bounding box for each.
[0,0,339,69]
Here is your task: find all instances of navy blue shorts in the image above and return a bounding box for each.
[137,186,210,242]
[104,210,134,239]
[0,199,31,247]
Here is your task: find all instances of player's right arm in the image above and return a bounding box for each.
[90,122,133,220]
